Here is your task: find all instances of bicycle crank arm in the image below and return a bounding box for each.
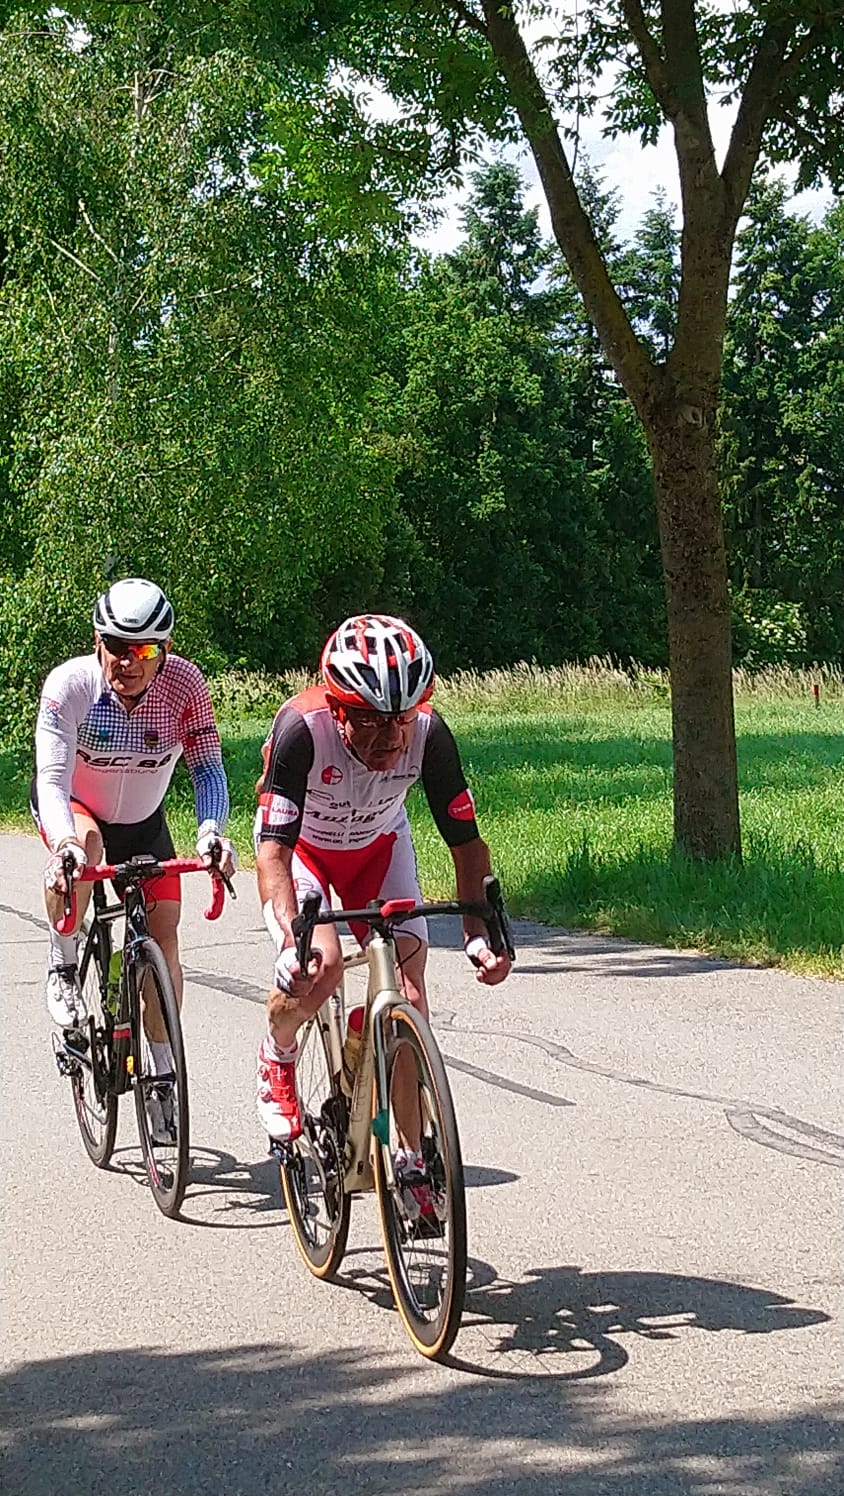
[52,1037,83,1078]
[268,1135,330,1189]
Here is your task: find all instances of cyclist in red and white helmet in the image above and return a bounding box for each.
[253,612,511,1145]
[321,613,435,717]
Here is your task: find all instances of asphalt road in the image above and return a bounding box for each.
[1,829,842,1495]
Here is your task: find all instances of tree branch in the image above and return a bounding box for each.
[78,199,121,266]
[42,282,74,353]
[45,237,103,284]
[443,0,488,40]
[479,0,656,416]
[780,13,840,85]
[620,0,675,117]
[623,1,719,213]
[776,105,829,161]
[660,0,715,147]
[720,13,827,223]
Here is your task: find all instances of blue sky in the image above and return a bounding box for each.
[414,113,833,258]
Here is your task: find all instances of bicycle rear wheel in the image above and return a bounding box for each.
[280,1011,350,1278]
[71,916,117,1167]
[132,939,190,1218]
[373,1003,467,1361]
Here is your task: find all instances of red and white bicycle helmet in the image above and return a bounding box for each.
[321,614,435,714]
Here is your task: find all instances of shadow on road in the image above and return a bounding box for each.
[332,1254,831,1384]
[1,1334,840,1496]
[453,1262,832,1380]
[97,1145,283,1228]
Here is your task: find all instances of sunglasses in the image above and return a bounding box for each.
[100,636,163,662]
[344,707,417,731]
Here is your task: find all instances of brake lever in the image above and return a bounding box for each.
[55,851,80,935]
[208,845,237,900]
[62,851,77,918]
[292,890,322,972]
[482,875,516,962]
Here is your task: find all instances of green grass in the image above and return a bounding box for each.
[4,662,844,978]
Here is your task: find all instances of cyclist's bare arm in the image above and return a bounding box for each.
[256,838,300,945]
[256,839,337,1006]
[450,837,512,986]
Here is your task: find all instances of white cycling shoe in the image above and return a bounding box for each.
[46,966,87,1028]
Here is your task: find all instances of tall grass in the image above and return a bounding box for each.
[4,662,843,977]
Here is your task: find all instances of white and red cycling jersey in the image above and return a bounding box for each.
[255,687,479,938]
[34,652,229,851]
[256,686,478,855]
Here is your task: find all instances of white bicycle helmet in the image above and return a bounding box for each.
[321,614,435,713]
[93,578,174,641]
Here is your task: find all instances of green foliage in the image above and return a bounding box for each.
[616,190,680,360]
[0,22,405,748]
[731,589,809,669]
[722,181,844,663]
[8,663,844,976]
[372,161,664,670]
[1,6,842,764]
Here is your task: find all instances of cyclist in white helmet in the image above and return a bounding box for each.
[33,579,237,1120]
[253,613,511,1145]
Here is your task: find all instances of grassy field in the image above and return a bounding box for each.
[3,661,844,978]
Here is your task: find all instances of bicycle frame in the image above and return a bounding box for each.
[294,876,515,1195]
[57,855,230,1095]
[316,932,404,1194]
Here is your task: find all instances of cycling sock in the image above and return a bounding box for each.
[264,1030,298,1064]
[147,1039,174,1077]
[48,928,78,969]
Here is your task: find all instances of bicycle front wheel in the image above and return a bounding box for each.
[72,916,118,1168]
[132,940,190,1218]
[280,1011,350,1278]
[373,1003,467,1361]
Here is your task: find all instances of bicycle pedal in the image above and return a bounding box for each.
[268,1138,291,1164]
[53,1047,77,1078]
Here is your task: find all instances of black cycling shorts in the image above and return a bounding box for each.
[30,777,175,865]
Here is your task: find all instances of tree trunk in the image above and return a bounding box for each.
[478,0,745,860]
[647,398,741,859]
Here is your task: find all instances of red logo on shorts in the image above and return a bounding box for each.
[322,765,343,785]
[448,789,475,821]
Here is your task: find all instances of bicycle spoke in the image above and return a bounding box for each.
[67,919,117,1167]
[132,941,190,1218]
[280,1014,350,1278]
[374,1005,467,1360]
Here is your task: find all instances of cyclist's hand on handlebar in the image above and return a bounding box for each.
[274,944,323,997]
[44,841,87,894]
[465,936,511,986]
[195,829,238,879]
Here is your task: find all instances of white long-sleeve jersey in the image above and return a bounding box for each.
[35,653,229,850]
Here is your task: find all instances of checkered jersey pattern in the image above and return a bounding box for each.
[35,653,229,848]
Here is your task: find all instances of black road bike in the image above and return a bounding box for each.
[54,853,233,1218]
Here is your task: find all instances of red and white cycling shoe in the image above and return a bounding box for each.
[256,1037,302,1142]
